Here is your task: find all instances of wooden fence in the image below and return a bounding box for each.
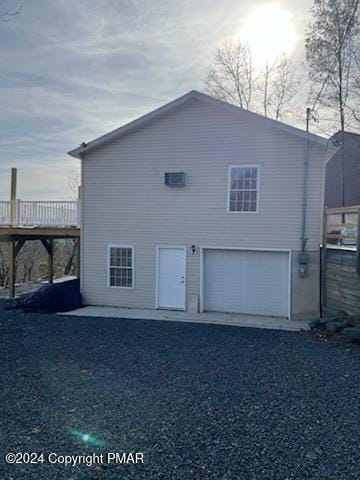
[322,205,360,316]
[323,248,360,316]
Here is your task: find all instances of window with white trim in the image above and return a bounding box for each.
[109,246,133,288]
[229,166,259,212]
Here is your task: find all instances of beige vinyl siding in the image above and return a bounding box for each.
[80,98,325,317]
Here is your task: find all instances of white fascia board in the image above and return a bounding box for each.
[67,90,199,159]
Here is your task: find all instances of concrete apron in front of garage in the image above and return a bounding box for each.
[62,307,310,331]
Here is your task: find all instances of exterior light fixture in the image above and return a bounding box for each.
[191,245,196,254]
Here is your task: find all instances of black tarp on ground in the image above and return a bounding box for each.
[6,279,81,313]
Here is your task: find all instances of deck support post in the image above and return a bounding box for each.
[48,239,54,284]
[8,239,27,299]
[8,240,16,298]
[356,208,360,274]
[76,238,80,279]
[320,209,328,316]
[41,238,54,284]
[14,239,26,257]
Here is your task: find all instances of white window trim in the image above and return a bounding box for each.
[107,244,135,289]
[227,164,261,214]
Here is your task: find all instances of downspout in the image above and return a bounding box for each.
[298,108,311,277]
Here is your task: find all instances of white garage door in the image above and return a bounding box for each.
[203,249,289,317]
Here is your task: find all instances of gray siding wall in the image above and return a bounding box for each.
[325,132,360,208]
[80,98,325,319]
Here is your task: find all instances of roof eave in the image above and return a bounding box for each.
[67,90,200,160]
[67,89,329,159]
[67,147,83,159]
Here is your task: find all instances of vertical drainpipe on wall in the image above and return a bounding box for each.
[298,108,311,278]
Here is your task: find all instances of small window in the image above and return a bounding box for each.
[108,246,134,288]
[164,172,185,186]
[228,166,259,213]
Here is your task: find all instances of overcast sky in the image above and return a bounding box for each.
[0,0,311,199]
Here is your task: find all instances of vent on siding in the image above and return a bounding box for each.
[164,172,185,186]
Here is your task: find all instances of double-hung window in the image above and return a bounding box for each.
[228,165,259,213]
[108,245,134,288]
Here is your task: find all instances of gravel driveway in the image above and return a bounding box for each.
[1,302,360,480]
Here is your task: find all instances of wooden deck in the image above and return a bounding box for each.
[0,169,81,298]
[0,226,79,241]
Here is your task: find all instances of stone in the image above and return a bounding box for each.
[305,451,318,461]
[309,319,326,330]
[325,321,344,333]
[336,310,349,321]
[344,315,360,327]
[342,327,360,342]
[340,317,357,328]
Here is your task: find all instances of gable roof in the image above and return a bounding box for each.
[332,130,360,141]
[68,90,329,159]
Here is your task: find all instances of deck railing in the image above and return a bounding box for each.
[0,201,11,226]
[0,200,80,227]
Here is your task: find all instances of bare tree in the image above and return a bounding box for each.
[17,241,45,283]
[258,62,274,118]
[0,239,76,292]
[0,1,22,22]
[205,40,300,122]
[305,0,360,207]
[205,40,253,109]
[269,56,301,121]
[256,55,301,121]
[64,170,80,275]
[347,48,360,124]
[305,0,360,131]
[67,170,81,200]
[0,244,9,287]
[62,239,78,276]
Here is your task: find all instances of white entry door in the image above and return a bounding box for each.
[157,247,186,310]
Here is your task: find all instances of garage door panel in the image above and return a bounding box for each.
[204,250,289,317]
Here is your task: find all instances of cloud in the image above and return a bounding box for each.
[0,0,309,199]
